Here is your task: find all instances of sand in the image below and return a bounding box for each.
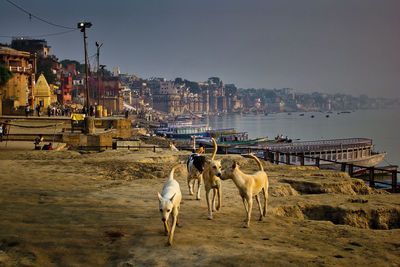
[0,148,399,267]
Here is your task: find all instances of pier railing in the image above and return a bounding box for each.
[226,146,398,193]
[74,144,398,193]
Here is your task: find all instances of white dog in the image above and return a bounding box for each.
[220,154,268,228]
[158,162,182,245]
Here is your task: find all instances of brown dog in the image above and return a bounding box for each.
[202,138,222,220]
[220,154,268,227]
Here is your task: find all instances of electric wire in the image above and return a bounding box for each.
[5,0,75,30]
[0,29,78,39]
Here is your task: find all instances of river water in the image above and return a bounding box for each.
[208,108,400,167]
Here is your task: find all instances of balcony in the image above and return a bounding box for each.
[9,66,32,73]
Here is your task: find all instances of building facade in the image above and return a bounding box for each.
[0,46,36,115]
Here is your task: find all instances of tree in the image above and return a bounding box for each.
[60,59,85,73]
[0,63,13,86]
[174,77,183,85]
[36,59,57,84]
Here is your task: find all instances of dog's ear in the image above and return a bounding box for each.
[232,161,239,169]
[170,193,176,202]
[158,192,163,201]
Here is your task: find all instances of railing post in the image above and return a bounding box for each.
[225,146,228,155]
[275,152,280,165]
[286,153,290,165]
[128,145,130,150]
[348,164,354,177]
[315,157,320,168]
[369,167,375,188]
[264,149,270,161]
[153,145,156,152]
[391,170,397,193]
[341,163,346,172]
[300,154,305,166]
[248,147,251,154]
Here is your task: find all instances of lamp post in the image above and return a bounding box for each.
[95,42,103,106]
[77,22,92,114]
[100,64,106,111]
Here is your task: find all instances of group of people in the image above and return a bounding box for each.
[34,135,53,150]
[25,105,74,117]
[275,134,292,143]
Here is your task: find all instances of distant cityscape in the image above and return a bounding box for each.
[0,38,398,117]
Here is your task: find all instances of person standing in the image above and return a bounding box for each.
[25,106,30,117]
[47,106,51,117]
[36,105,41,117]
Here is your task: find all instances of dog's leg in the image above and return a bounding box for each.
[206,188,213,220]
[242,197,249,213]
[187,176,194,195]
[163,220,170,236]
[211,188,217,212]
[255,194,263,221]
[176,206,182,227]
[196,176,202,200]
[241,197,248,222]
[244,196,252,228]
[216,181,222,211]
[167,209,178,246]
[262,186,268,216]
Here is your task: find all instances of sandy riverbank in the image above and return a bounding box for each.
[0,147,399,266]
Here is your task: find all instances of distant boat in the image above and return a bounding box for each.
[199,137,270,146]
[299,113,305,116]
[156,122,212,139]
[326,115,330,118]
[311,115,315,118]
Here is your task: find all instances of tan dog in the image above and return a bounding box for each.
[220,154,268,228]
[202,138,222,220]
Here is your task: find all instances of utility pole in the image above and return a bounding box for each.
[100,64,106,110]
[77,22,92,114]
[95,42,103,106]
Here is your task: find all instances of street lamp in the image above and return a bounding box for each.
[95,41,103,106]
[100,64,106,109]
[77,22,92,114]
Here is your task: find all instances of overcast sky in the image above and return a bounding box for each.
[1,0,399,98]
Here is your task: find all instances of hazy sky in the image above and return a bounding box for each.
[1,0,399,98]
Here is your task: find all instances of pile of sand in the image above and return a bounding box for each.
[0,149,399,266]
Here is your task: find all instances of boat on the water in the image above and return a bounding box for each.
[156,122,212,138]
[197,135,271,147]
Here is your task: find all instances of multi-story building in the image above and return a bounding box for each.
[11,38,50,58]
[11,38,62,84]
[60,73,73,104]
[160,81,176,94]
[0,46,36,115]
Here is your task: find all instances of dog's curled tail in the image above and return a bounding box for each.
[248,154,263,171]
[168,162,182,181]
[211,138,217,160]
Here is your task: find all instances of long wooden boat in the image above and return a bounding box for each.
[197,136,272,147]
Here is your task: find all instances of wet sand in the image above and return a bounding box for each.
[0,148,399,266]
